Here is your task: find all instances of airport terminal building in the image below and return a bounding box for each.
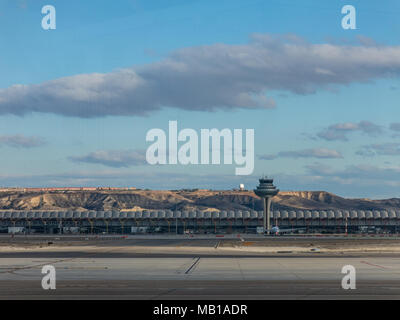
[1,209,400,234]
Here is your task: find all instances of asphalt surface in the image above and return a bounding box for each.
[2,280,400,300]
[1,235,400,299]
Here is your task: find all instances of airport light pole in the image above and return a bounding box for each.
[254,177,279,235]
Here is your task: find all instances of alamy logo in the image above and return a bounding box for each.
[146,121,254,175]
[41,5,56,30]
[341,5,356,30]
[341,265,356,290]
[41,265,56,290]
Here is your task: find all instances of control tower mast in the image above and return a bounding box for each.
[254,177,279,234]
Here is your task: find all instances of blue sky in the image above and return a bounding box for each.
[0,0,400,198]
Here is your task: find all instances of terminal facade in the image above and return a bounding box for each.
[1,209,400,234]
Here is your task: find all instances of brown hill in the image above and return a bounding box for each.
[0,189,398,211]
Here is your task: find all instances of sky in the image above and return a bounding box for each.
[0,0,400,198]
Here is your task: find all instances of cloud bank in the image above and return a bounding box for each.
[317,121,383,141]
[356,143,400,157]
[1,34,400,117]
[259,148,342,160]
[390,123,400,132]
[306,162,400,186]
[0,135,45,148]
[69,150,147,168]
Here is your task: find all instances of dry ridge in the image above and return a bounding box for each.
[0,189,398,212]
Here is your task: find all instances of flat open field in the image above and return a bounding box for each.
[1,235,400,299]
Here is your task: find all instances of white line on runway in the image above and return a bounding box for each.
[185,257,201,274]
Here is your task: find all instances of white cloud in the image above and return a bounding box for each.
[1,34,400,117]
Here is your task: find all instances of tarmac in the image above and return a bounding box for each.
[1,235,400,299]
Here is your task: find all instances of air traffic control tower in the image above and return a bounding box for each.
[254,177,279,234]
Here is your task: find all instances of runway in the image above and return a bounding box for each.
[1,255,400,299]
[2,279,400,300]
[1,236,400,299]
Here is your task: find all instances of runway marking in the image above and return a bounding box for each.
[0,246,120,277]
[360,260,389,269]
[175,259,198,274]
[0,258,75,275]
[185,257,201,274]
